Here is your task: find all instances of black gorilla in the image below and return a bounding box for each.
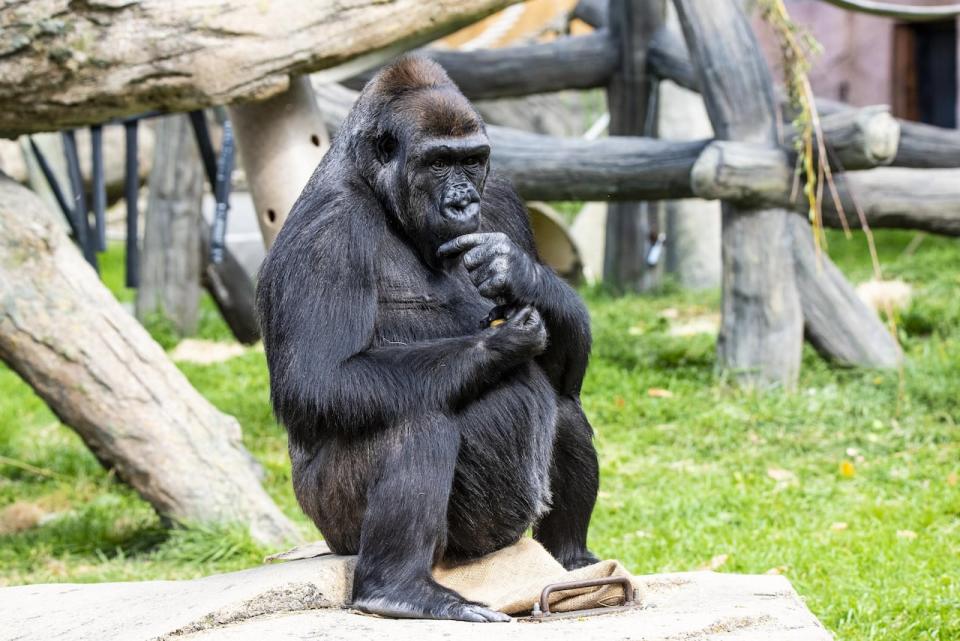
[256,56,600,623]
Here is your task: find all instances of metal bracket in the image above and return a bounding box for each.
[528,575,639,621]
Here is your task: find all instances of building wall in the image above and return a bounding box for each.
[754,0,960,124]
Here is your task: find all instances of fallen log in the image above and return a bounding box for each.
[0,0,516,137]
[0,174,298,545]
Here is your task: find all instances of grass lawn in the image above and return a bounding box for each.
[1,228,957,641]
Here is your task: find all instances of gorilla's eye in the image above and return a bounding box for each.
[463,156,479,167]
[376,134,397,163]
[431,158,447,171]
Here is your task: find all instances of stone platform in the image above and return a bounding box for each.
[0,555,833,641]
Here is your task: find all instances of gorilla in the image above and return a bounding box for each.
[256,56,599,623]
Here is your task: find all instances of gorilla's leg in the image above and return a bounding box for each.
[534,397,600,570]
[351,412,510,623]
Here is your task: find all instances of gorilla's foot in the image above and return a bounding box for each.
[352,579,510,623]
[559,549,601,571]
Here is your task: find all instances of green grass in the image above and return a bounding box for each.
[1,231,958,640]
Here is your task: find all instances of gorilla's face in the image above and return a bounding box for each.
[364,87,490,267]
[407,133,490,241]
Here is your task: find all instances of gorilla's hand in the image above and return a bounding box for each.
[438,232,540,303]
[483,305,547,362]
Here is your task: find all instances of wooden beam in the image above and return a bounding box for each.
[649,26,960,170]
[674,0,805,387]
[0,0,517,137]
[603,0,666,293]
[572,0,608,28]
[489,128,706,201]
[345,31,619,101]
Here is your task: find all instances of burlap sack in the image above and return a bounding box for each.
[266,537,641,617]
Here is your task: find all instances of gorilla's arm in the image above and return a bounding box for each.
[440,175,591,396]
[257,197,542,439]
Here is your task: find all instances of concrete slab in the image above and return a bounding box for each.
[0,556,832,641]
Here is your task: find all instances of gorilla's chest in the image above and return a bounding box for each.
[374,247,492,344]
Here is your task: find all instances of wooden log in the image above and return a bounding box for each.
[0,174,299,545]
[199,222,261,345]
[789,213,901,367]
[228,76,329,247]
[648,27,960,170]
[603,0,666,293]
[894,120,960,168]
[691,141,960,236]
[674,0,804,387]
[0,0,516,137]
[489,128,705,201]
[820,168,960,236]
[344,31,618,101]
[572,0,608,28]
[136,115,204,335]
[784,105,900,171]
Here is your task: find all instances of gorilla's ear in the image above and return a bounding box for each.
[376,132,398,165]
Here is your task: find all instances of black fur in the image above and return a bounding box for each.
[256,56,600,623]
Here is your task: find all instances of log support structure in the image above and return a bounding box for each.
[602,0,665,293]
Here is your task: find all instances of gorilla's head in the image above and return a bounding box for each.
[347,57,490,263]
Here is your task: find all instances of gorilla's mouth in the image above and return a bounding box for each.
[442,201,481,224]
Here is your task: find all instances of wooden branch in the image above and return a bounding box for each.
[489,129,705,201]
[894,120,960,168]
[820,168,960,236]
[786,105,900,170]
[0,0,516,137]
[815,0,960,21]
[789,214,901,368]
[0,174,298,545]
[572,0,608,27]
[424,32,618,100]
[649,27,960,170]
[345,31,618,101]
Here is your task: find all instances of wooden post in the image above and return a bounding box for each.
[673,0,804,387]
[603,0,666,293]
[136,115,204,335]
[229,76,329,247]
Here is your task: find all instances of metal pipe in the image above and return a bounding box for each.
[91,124,107,252]
[62,130,98,270]
[124,119,140,288]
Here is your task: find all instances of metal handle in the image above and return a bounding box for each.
[538,575,635,616]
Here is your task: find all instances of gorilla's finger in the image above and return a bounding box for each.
[437,233,493,258]
[506,305,534,324]
[462,246,489,270]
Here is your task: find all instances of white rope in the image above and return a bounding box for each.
[817,0,960,21]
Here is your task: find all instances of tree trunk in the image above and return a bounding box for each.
[136,115,204,335]
[0,0,516,137]
[674,0,899,384]
[673,0,804,387]
[603,0,666,293]
[0,174,299,546]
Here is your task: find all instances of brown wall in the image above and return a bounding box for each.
[754,0,959,125]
